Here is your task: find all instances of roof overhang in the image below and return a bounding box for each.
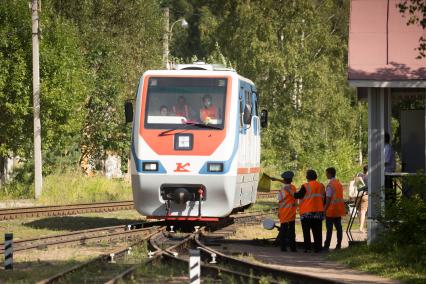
[349,80,426,88]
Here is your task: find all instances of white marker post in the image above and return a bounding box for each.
[4,233,13,270]
[189,249,201,284]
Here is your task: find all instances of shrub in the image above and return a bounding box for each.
[375,173,426,266]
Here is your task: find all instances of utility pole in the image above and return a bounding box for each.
[162,6,170,69]
[31,0,42,198]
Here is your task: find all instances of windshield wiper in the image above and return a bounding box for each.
[184,121,221,130]
[158,121,221,136]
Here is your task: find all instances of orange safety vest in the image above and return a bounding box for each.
[173,105,189,118]
[200,106,218,121]
[278,184,297,223]
[299,181,325,215]
[326,179,346,217]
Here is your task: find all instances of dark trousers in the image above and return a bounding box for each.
[385,176,396,203]
[280,221,296,251]
[301,218,323,252]
[324,217,342,248]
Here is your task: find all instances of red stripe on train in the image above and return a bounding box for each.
[148,216,219,221]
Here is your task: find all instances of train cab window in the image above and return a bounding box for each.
[252,91,258,117]
[243,90,252,125]
[144,77,228,129]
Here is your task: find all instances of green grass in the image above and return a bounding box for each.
[328,244,426,284]
[248,198,277,212]
[37,171,132,205]
[0,210,144,241]
[0,171,133,205]
[0,259,83,284]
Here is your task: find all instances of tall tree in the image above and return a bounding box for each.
[49,0,164,171]
[171,0,360,180]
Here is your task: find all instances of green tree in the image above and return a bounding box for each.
[50,0,164,170]
[398,0,426,58]
[171,0,362,181]
[0,1,91,180]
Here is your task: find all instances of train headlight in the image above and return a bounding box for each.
[142,162,158,171]
[207,162,223,172]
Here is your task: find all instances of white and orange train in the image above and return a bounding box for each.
[125,62,267,223]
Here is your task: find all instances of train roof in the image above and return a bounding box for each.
[142,62,255,87]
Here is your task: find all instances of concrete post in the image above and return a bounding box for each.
[384,88,392,136]
[32,0,43,198]
[367,87,385,243]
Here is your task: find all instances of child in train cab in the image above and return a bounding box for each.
[272,171,297,252]
[160,105,169,116]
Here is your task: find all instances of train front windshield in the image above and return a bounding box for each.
[144,77,227,129]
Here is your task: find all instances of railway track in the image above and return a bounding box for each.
[33,209,340,283]
[257,190,279,199]
[36,227,166,284]
[0,208,275,255]
[0,200,134,221]
[0,191,277,221]
[108,215,339,283]
[0,221,163,255]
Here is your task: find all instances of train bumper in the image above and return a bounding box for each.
[131,174,236,218]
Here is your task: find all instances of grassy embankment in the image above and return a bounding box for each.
[328,244,426,284]
[0,171,133,205]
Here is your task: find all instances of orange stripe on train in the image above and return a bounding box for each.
[237,167,260,174]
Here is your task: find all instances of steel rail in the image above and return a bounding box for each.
[257,190,279,199]
[105,229,198,284]
[106,209,281,283]
[161,253,281,284]
[35,227,164,284]
[195,234,341,284]
[0,221,164,254]
[0,191,276,221]
[0,200,134,221]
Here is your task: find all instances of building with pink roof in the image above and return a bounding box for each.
[348,0,425,241]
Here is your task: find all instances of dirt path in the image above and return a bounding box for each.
[221,242,400,284]
[218,227,401,284]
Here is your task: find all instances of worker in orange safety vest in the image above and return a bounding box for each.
[323,167,346,250]
[200,94,218,123]
[293,169,325,253]
[272,171,297,252]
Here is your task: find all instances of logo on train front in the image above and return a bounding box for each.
[174,162,190,172]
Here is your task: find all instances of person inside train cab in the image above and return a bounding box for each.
[323,167,345,250]
[274,171,297,252]
[293,169,325,253]
[173,95,190,119]
[159,105,169,116]
[200,94,218,124]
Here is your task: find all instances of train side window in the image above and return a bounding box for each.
[243,90,252,125]
[239,93,244,127]
[252,92,259,117]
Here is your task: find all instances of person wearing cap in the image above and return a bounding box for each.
[200,94,218,123]
[293,169,325,253]
[272,171,297,252]
[323,167,345,250]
